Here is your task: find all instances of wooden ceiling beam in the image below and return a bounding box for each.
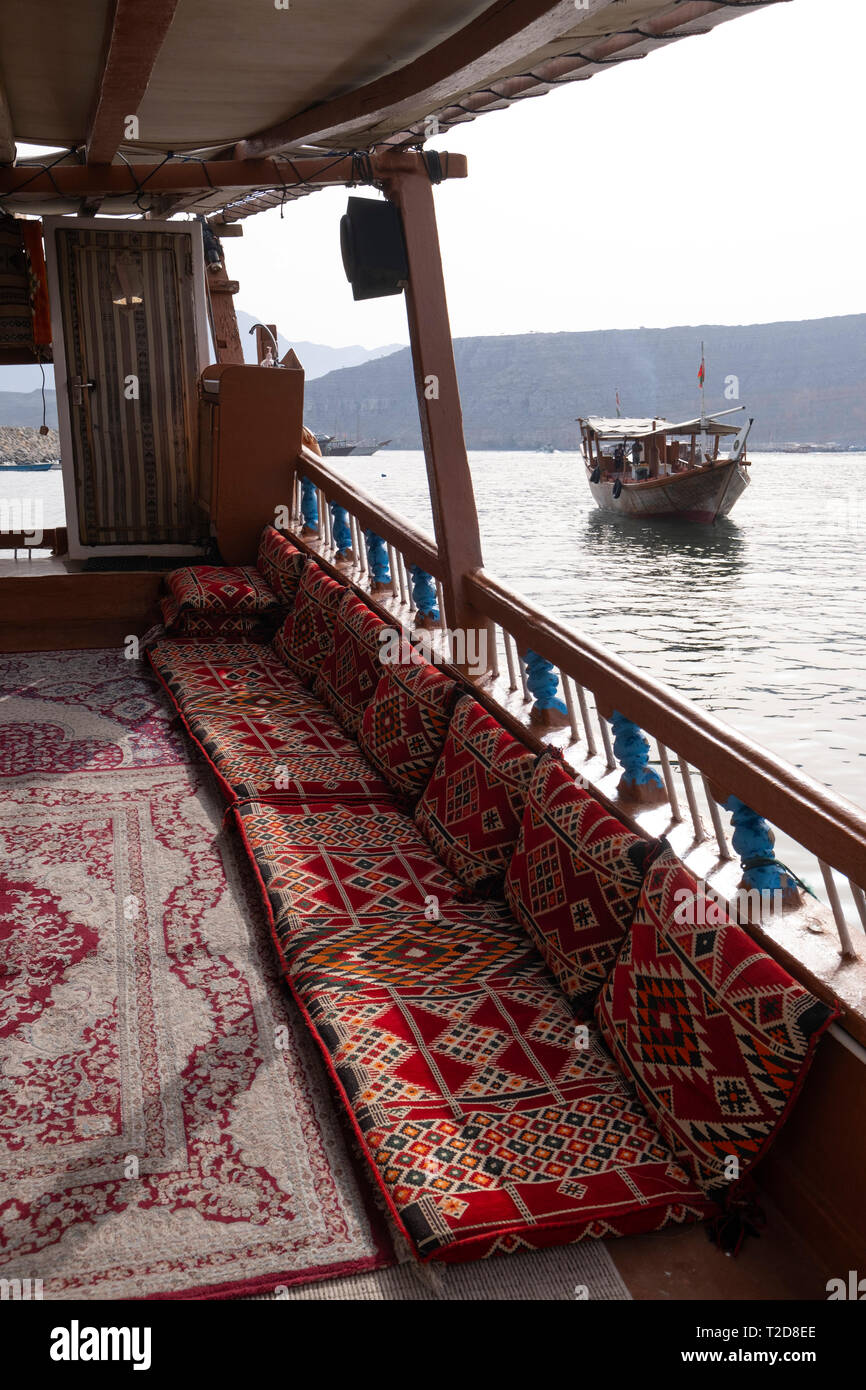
[0,82,15,164]
[86,0,181,165]
[0,151,466,200]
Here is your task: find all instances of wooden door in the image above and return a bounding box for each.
[45,219,209,556]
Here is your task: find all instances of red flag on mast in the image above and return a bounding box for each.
[698,355,706,388]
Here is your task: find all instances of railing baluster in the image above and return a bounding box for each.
[394,549,409,607]
[522,650,568,726]
[851,882,866,935]
[387,542,399,596]
[330,502,353,559]
[517,652,530,702]
[702,775,733,860]
[299,477,318,535]
[657,742,682,821]
[358,526,369,575]
[486,621,500,679]
[561,674,581,744]
[679,758,706,841]
[575,684,597,756]
[363,531,391,588]
[409,565,439,625]
[503,630,518,691]
[598,713,616,771]
[819,861,857,959]
[435,580,446,629]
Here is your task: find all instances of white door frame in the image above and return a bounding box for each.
[43,216,211,559]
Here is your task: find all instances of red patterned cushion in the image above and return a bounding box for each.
[159,593,268,638]
[165,564,280,616]
[277,902,536,999]
[189,704,390,801]
[285,960,711,1261]
[313,589,388,735]
[256,526,305,607]
[235,798,468,930]
[505,756,656,1004]
[595,844,837,1200]
[272,560,344,684]
[147,639,311,717]
[358,657,457,803]
[414,696,537,895]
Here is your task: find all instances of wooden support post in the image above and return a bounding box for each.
[205,261,244,366]
[378,157,485,658]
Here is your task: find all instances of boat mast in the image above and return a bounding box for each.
[698,340,708,461]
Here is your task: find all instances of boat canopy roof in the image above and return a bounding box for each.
[0,1,784,222]
[583,410,745,440]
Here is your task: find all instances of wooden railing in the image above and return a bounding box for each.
[295,447,441,580]
[289,447,866,996]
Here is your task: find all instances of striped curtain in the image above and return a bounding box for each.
[56,227,203,546]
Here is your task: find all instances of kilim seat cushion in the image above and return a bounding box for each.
[595,844,837,1201]
[278,958,712,1261]
[235,797,471,930]
[275,901,538,999]
[189,705,391,800]
[314,588,389,735]
[273,560,345,684]
[147,639,313,719]
[505,756,659,1005]
[255,526,306,607]
[358,657,458,803]
[415,695,537,895]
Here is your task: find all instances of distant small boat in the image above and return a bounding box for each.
[315,433,391,457]
[578,408,753,524]
[0,460,56,471]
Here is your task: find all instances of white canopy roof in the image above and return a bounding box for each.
[584,409,746,439]
[0,1,786,221]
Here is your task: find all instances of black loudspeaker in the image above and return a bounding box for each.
[340,196,409,301]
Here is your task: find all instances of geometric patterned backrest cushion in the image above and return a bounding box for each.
[256,526,306,608]
[358,656,458,803]
[594,843,837,1201]
[505,755,658,1005]
[165,564,280,615]
[271,559,345,684]
[414,695,537,896]
[313,588,389,736]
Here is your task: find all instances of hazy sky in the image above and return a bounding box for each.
[224,0,865,349]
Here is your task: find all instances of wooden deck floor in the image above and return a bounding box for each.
[611,1194,831,1301]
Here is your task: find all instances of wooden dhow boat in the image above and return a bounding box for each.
[0,0,863,1330]
[579,407,753,524]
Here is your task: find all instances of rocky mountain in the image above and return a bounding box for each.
[303,315,866,449]
[1,315,863,446]
[0,390,58,429]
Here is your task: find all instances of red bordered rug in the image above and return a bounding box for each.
[0,650,393,1299]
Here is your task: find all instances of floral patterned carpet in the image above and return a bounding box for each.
[0,649,391,1298]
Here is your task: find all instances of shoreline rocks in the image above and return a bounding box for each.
[0,426,61,464]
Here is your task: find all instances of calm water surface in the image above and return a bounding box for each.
[6,453,864,812]
[346,451,866,815]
